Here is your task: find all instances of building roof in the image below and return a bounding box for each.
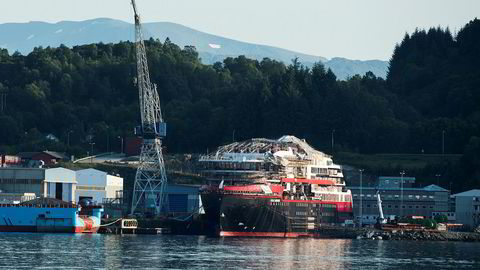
[452,189,480,197]
[17,151,68,160]
[76,168,107,175]
[423,184,448,192]
[16,152,38,159]
[44,167,76,183]
[43,151,68,160]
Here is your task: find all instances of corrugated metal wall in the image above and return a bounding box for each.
[168,194,188,212]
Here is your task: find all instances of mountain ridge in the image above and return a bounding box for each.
[0,18,389,79]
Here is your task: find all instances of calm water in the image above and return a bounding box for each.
[0,233,478,269]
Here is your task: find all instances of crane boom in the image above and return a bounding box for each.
[376,190,386,224]
[130,0,168,216]
[131,0,138,16]
[131,0,163,135]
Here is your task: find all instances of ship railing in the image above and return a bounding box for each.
[103,197,123,205]
[199,155,237,162]
[0,203,78,208]
[307,176,343,183]
[209,189,281,196]
[202,177,269,183]
[224,191,267,195]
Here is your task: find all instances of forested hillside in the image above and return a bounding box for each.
[0,40,406,155]
[0,19,479,190]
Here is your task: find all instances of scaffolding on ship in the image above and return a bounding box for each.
[199,135,341,185]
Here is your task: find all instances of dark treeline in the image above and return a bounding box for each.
[0,19,479,189]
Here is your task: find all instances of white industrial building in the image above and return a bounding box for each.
[453,189,480,229]
[44,167,76,202]
[75,168,123,204]
[0,167,123,205]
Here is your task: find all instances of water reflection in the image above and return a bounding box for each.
[248,238,353,270]
[0,234,479,269]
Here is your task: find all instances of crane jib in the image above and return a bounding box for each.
[131,0,138,17]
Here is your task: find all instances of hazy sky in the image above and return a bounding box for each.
[1,0,479,60]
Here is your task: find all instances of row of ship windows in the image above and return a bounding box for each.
[353,194,435,199]
[310,168,328,174]
[314,194,352,202]
[293,211,336,216]
[270,202,336,208]
[359,204,434,209]
[203,162,265,170]
[433,212,455,217]
[300,203,336,208]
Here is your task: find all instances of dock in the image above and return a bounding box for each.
[98,218,171,235]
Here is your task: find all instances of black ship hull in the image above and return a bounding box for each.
[201,192,353,237]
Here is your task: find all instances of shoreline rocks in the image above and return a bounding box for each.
[315,227,480,242]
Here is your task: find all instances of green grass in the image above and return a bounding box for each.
[335,152,461,171]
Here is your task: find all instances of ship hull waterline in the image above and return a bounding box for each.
[0,204,102,234]
[202,193,353,238]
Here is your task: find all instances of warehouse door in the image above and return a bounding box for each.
[55,183,63,200]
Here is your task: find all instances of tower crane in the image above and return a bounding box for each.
[130,0,168,216]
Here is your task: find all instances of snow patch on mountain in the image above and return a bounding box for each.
[209,43,221,49]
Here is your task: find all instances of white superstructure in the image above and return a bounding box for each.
[200,135,352,203]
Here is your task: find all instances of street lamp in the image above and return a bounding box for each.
[442,130,445,155]
[118,136,124,154]
[106,127,110,153]
[67,130,73,148]
[400,171,405,218]
[359,169,364,227]
[89,142,95,163]
[331,129,335,152]
[435,174,441,186]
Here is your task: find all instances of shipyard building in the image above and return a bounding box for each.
[75,168,123,204]
[0,167,123,205]
[350,176,450,224]
[0,166,202,219]
[452,189,480,229]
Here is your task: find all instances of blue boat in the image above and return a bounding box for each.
[0,197,103,233]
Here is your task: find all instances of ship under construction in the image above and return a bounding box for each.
[200,135,353,237]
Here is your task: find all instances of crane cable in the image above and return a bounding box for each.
[99,218,123,227]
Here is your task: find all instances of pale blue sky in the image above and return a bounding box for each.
[1,0,479,60]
